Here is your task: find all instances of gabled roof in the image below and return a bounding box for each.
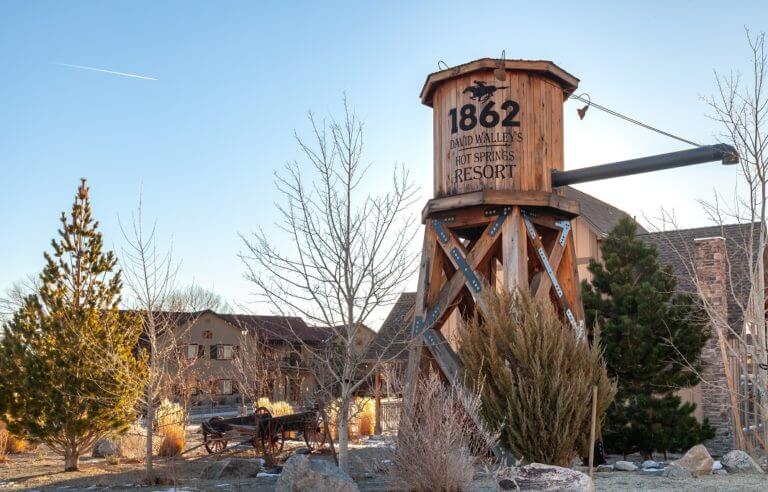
[562,186,647,236]
[363,292,417,362]
[131,309,328,344]
[638,222,760,332]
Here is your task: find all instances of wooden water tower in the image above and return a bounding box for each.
[404,58,586,401]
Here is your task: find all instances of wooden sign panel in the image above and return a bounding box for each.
[421,59,579,198]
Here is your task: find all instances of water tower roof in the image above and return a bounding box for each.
[420,58,579,107]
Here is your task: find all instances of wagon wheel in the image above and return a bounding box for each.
[261,427,286,457]
[203,416,228,454]
[255,406,272,418]
[303,418,327,452]
[203,431,228,454]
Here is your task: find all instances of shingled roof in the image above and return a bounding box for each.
[562,186,647,235]
[133,310,328,344]
[363,292,417,362]
[638,222,759,333]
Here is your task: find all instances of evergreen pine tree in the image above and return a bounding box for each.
[0,179,146,471]
[582,217,714,458]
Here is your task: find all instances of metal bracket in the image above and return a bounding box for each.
[535,246,565,298]
[433,220,450,243]
[412,316,424,337]
[451,247,482,293]
[555,219,571,247]
[426,302,442,327]
[487,207,511,237]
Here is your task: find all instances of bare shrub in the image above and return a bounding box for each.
[460,289,616,467]
[157,425,185,457]
[0,421,8,462]
[390,372,493,492]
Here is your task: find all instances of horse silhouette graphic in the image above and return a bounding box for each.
[463,81,507,103]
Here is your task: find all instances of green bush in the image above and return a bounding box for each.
[459,289,616,466]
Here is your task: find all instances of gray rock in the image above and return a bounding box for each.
[614,460,638,472]
[714,469,728,475]
[639,468,664,476]
[641,460,661,469]
[721,450,764,474]
[713,460,722,470]
[200,460,229,480]
[663,464,693,479]
[275,455,358,492]
[595,464,614,472]
[671,444,713,477]
[509,463,593,491]
[201,458,263,479]
[467,477,500,492]
[92,439,119,458]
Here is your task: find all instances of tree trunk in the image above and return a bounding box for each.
[337,392,350,473]
[145,398,155,476]
[64,448,79,472]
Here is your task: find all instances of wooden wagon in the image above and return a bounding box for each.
[200,406,326,457]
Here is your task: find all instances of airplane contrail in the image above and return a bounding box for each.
[53,62,158,81]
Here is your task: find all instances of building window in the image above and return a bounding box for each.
[210,344,235,360]
[218,379,233,395]
[202,330,213,339]
[185,344,199,359]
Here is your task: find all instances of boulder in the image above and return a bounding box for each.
[595,464,614,472]
[92,438,119,458]
[509,463,593,492]
[671,444,713,477]
[467,477,501,492]
[641,460,661,469]
[663,464,692,479]
[201,458,263,479]
[713,460,722,471]
[721,450,764,474]
[614,461,638,472]
[275,455,358,492]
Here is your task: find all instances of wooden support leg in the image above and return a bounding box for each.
[501,207,527,291]
[374,370,382,435]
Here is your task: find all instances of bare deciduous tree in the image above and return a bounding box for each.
[119,204,202,476]
[648,28,768,451]
[240,99,419,472]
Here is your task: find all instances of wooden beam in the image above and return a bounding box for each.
[501,207,527,290]
[422,190,580,223]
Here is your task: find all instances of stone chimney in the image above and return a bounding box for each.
[694,236,732,455]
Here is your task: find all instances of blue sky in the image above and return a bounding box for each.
[1,1,765,323]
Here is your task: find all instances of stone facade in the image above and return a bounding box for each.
[694,236,733,455]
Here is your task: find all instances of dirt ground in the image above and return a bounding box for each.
[2,434,768,491]
[0,431,395,491]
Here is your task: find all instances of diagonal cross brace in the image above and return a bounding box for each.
[522,214,583,337]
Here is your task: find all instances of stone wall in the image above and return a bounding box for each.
[694,236,733,456]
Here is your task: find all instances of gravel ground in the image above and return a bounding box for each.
[593,470,767,491]
[2,436,767,491]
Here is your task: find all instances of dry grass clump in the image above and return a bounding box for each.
[0,421,30,454]
[256,398,295,417]
[0,421,8,462]
[155,399,184,436]
[324,397,377,440]
[355,398,375,436]
[390,372,493,492]
[157,425,185,457]
[460,289,616,467]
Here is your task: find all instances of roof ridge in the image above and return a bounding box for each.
[637,221,759,237]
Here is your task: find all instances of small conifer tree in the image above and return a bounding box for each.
[582,217,714,457]
[460,290,616,466]
[0,179,146,471]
